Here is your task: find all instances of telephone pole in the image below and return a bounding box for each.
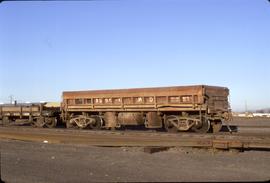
[8,95,14,104]
[245,100,247,113]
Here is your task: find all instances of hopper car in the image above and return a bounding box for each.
[61,85,231,133]
[0,102,60,128]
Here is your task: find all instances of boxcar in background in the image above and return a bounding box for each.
[61,85,231,133]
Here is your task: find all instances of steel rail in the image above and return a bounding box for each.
[0,127,269,150]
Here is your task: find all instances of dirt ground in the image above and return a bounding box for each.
[0,139,270,183]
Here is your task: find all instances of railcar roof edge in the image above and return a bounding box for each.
[62,85,229,94]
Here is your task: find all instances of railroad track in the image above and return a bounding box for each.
[0,126,269,150]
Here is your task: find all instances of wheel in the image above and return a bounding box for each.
[211,122,223,133]
[192,117,210,133]
[45,117,57,128]
[2,116,10,126]
[69,116,94,129]
[89,117,102,130]
[164,115,179,133]
[35,117,46,128]
[66,119,77,129]
[71,116,88,129]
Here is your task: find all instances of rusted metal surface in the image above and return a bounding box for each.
[0,103,60,128]
[145,112,163,128]
[0,103,41,118]
[62,85,229,112]
[61,85,230,132]
[104,112,118,128]
[118,112,144,125]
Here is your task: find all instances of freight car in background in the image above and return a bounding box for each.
[61,85,232,133]
[0,102,60,128]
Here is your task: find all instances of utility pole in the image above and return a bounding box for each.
[245,100,247,113]
[245,100,248,117]
[8,95,14,104]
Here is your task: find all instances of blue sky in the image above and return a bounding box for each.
[0,0,269,111]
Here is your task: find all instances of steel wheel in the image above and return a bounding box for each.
[192,117,210,133]
[2,116,10,126]
[164,115,178,133]
[45,117,57,128]
[69,116,92,129]
[66,119,77,129]
[35,117,46,128]
[89,117,102,130]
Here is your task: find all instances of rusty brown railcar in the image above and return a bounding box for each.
[0,103,60,128]
[61,85,231,133]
